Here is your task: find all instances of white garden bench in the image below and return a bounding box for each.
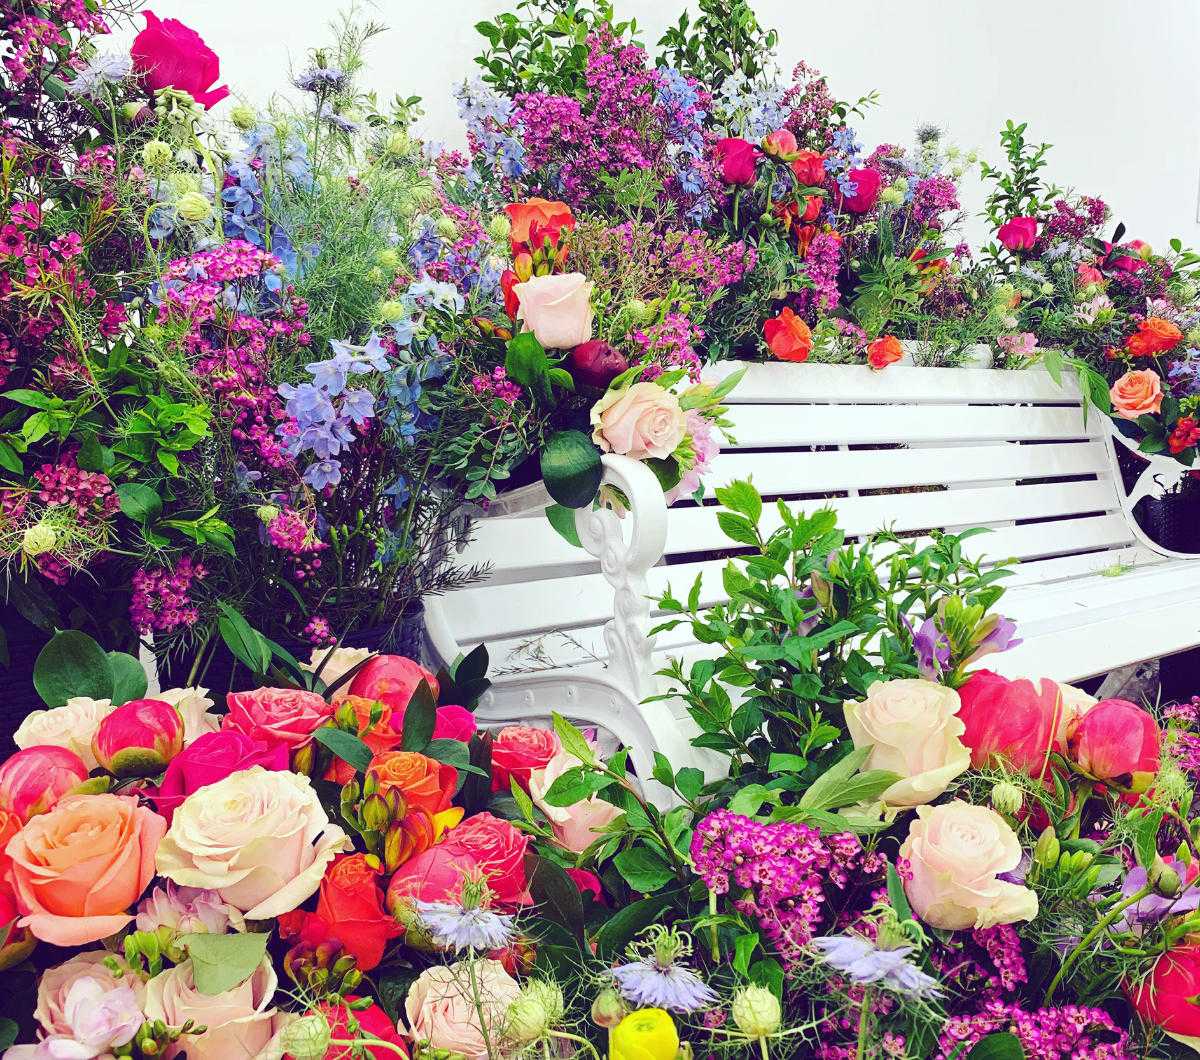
[425,363,1200,792]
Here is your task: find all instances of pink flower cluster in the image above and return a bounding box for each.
[936,1001,1133,1060]
[632,313,704,380]
[796,232,842,317]
[265,507,327,581]
[690,809,884,969]
[33,458,119,520]
[470,366,522,404]
[668,232,756,298]
[129,556,207,635]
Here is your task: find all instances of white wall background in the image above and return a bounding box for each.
[125,1,1200,249]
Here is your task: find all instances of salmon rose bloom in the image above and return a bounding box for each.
[763,307,813,362]
[6,793,166,946]
[504,197,574,254]
[867,335,904,370]
[367,751,457,817]
[1110,368,1163,420]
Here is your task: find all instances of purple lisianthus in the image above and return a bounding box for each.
[811,934,942,999]
[1116,862,1200,934]
[905,615,951,680]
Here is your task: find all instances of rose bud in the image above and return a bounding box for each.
[570,340,629,389]
[762,128,798,159]
[0,745,89,821]
[92,698,185,778]
[1067,698,1160,784]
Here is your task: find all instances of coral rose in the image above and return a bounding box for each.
[150,728,289,823]
[1110,368,1163,420]
[491,725,560,793]
[1068,697,1159,784]
[529,749,622,853]
[155,766,350,919]
[143,956,283,1060]
[14,696,115,770]
[844,679,971,808]
[762,128,798,157]
[324,694,404,785]
[714,137,759,186]
[867,335,904,370]
[439,812,531,907]
[320,997,410,1059]
[955,670,1070,778]
[404,959,520,1059]
[504,197,574,254]
[997,215,1038,252]
[131,11,229,109]
[34,951,146,1036]
[222,686,332,752]
[763,307,813,362]
[367,751,457,817]
[900,800,1038,930]
[0,878,34,971]
[0,745,88,821]
[790,149,826,187]
[348,654,439,715]
[1125,316,1183,357]
[514,272,594,349]
[6,793,166,946]
[591,382,686,461]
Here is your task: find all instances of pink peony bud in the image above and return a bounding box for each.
[92,698,185,778]
[0,745,89,821]
[1068,698,1159,784]
[570,340,629,388]
[762,128,798,158]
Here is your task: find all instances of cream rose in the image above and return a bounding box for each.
[143,956,284,1060]
[529,749,622,853]
[1058,681,1097,723]
[404,959,520,1059]
[300,645,372,704]
[155,687,220,746]
[15,696,115,770]
[155,767,350,919]
[591,382,687,461]
[844,679,971,808]
[513,272,594,349]
[899,800,1038,930]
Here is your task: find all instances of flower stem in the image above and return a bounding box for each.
[855,986,872,1060]
[330,1038,407,1057]
[1043,882,1153,1005]
[466,948,498,1060]
[759,1035,771,1060]
[550,1031,602,1060]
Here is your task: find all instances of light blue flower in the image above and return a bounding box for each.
[303,459,342,490]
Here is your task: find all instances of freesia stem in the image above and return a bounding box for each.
[1043,883,1153,1005]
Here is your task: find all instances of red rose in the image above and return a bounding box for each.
[799,194,822,223]
[1068,698,1159,783]
[790,149,827,187]
[1129,944,1200,1039]
[763,129,798,158]
[715,138,760,186]
[130,11,230,110]
[386,843,482,910]
[222,687,333,752]
[866,335,904,370]
[997,216,1038,252]
[152,729,289,822]
[570,340,630,389]
[763,307,813,363]
[566,867,605,904]
[433,705,478,743]
[440,812,530,907]
[956,670,1069,778]
[835,168,882,214]
[315,854,401,971]
[317,997,409,1059]
[500,269,520,320]
[348,655,439,719]
[490,725,560,793]
[0,746,88,821]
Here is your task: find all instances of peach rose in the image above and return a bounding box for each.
[144,956,284,1060]
[1110,368,1163,420]
[529,749,622,853]
[844,679,971,808]
[404,959,520,1059]
[155,686,220,746]
[6,793,166,946]
[513,272,594,349]
[367,751,457,817]
[899,800,1038,930]
[591,382,687,461]
[35,951,146,1037]
[155,766,350,919]
[14,696,115,770]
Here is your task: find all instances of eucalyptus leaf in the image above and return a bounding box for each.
[182,932,269,995]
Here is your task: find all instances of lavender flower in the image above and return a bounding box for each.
[414,900,515,952]
[905,615,951,680]
[294,67,348,93]
[136,881,235,935]
[1116,862,1200,934]
[69,53,132,96]
[966,615,1023,665]
[611,926,717,1014]
[811,934,942,999]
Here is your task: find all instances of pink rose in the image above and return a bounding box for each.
[997,215,1038,252]
[591,381,687,461]
[714,137,759,185]
[35,952,146,1038]
[221,686,332,751]
[529,749,622,854]
[0,745,88,821]
[433,705,477,743]
[490,725,560,793]
[438,812,530,908]
[150,729,289,823]
[404,960,520,1060]
[513,272,594,349]
[899,800,1038,930]
[143,957,283,1060]
[835,168,882,214]
[1077,263,1105,286]
[130,11,230,109]
[1110,368,1163,420]
[386,843,482,910]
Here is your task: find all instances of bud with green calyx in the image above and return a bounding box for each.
[1033,827,1060,870]
[21,522,57,557]
[990,781,1023,817]
[506,980,565,1045]
[141,140,173,169]
[1149,855,1183,899]
[731,984,781,1041]
[175,192,212,223]
[487,214,511,242]
[280,1013,332,1060]
[591,986,625,1029]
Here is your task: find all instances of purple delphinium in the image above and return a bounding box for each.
[811,935,942,999]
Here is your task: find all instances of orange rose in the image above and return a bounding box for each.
[503,198,574,254]
[367,751,456,817]
[6,793,166,946]
[763,307,813,362]
[868,335,904,370]
[1125,316,1183,357]
[1110,368,1163,420]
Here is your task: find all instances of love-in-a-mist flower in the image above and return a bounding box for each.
[413,872,515,952]
[611,926,717,1013]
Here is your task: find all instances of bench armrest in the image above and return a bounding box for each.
[574,454,669,701]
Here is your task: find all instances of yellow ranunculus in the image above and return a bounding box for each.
[611,1008,679,1060]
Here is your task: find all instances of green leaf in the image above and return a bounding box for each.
[728,783,774,817]
[401,679,437,751]
[107,651,148,706]
[551,712,596,766]
[1131,809,1164,868]
[965,1033,1026,1060]
[767,753,807,773]
[116,482,162,522]
[33,630,114,707]
[526,853,585,943]
[733,932,759,976]
[541,430,603,508]
[545,503,582,548]
[798,747,870,811]
[613,845,674,892]
[181,932,270,995]
[715,480,762,524]
[716,511,759,546]
[887,862,912,923]
[426,738,488,779]
[674,767,704,802]
[216,603,271,676]
[0,1018,16,1052]
[594,894,673,961]
[314,727,373,773]
[0,439,22,474]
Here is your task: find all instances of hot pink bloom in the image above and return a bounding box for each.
[92,698,185,778]
[997,216,1038,252]
[1068,698,1159,783]
[0,746,88,821]
[714,138,759,186]
[130,11,229,109]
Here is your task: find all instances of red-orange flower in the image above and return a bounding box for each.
[1125,316,1183,357]
[504,198,574,255]
[867,335,904,370]
[763,307,813,363]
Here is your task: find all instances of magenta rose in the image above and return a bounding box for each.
[151,729,290,822]
[835,167,882,214]
[221,687,332,752]
[433,705,477,743]
[130,11,230,110]
[997,215,1038,252]
[715,138,759,186]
